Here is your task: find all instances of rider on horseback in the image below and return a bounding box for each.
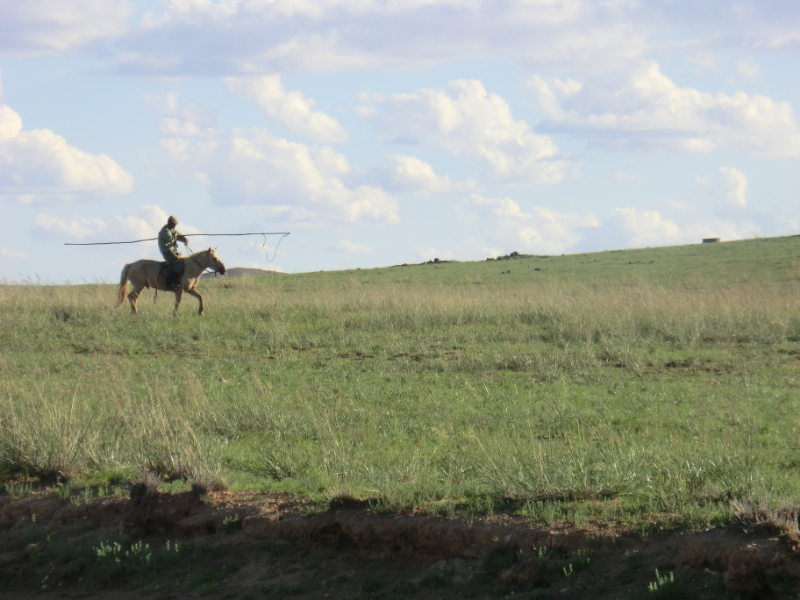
[158,215,188,290]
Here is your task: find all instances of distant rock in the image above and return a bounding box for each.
[393,258,455,267]
[486,251,533,261]
[201,267,285,279]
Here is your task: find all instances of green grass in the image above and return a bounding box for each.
[1,236,800,526]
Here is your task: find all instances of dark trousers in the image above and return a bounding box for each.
[164,253,184,287]
[164,253,185,275]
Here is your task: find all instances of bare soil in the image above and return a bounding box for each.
[1,488,799,599]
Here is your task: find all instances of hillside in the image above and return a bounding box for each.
[1,235,799,598]
[200,266,285,279]
[217,235,799,293]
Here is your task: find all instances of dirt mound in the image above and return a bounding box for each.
[1,490,799,598]
[680,529,800,599]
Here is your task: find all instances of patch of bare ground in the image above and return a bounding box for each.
[1,489,799,599]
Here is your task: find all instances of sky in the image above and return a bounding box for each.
[1,0,799,282]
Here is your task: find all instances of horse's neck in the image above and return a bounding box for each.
[183,253,207,277]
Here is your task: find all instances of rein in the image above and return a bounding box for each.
[188,249,220,275]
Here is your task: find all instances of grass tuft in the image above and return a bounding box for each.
[1,237,799,526]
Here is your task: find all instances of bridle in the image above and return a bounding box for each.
[188,249,224,275]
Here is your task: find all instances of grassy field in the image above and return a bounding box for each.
[2,236,800,528]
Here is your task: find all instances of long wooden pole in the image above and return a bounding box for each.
[64,232,290,246]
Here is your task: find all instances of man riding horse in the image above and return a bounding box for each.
[158,215,188,290]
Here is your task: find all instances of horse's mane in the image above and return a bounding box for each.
[186,248,216,259]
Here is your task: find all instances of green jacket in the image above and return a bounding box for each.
[158,225,186,258]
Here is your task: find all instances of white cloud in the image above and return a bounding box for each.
[107,0,654,76]
[3,0,796,79]
[650,0,800,52]
[225,76,348,143]
[698,167,749,212]
[529,61,800,157]
[219,131,397,222]
[151,92,221,162]
[32,214,108,241]
[149,91,217,128]
[604,207,683,248]
[156,99,398,224]
[114,205,200,240]
[686,51,720,73]
[418,247,455,262]
[0,104,134,202]
[467,197,761,255]
[330,240,373,254]
[575,207,756,252]
[663,200,693,212]
[0,0,132,56]
[31,206,197,245]
[689,221,751,242]
[736,57,760,80]
[365,80,567,185]
[469,194,599,254]
[719,167,748,208]
[1,247,29,259]
[373,154,475,194]
[613,172,638,182]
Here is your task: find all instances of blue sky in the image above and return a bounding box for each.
[1,0,799,282]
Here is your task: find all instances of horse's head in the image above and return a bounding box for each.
[207,248,227,275]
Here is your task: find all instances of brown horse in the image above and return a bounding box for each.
[116,248,227,315]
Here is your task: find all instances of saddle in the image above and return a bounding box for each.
[157,262,171,289]
[153,261,181,291]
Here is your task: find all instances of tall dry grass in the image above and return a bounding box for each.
[1,270,799,522]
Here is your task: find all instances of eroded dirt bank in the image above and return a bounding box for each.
[1,489,799,599]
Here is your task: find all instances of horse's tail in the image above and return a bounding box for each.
[116,263,131,307]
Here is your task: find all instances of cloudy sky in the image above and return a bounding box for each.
[2,0,799,281]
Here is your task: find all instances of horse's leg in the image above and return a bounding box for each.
[173,289,183,315]
[128,285,144,315]
[187,289,204,315]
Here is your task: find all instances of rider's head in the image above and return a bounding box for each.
[167,216,178,228]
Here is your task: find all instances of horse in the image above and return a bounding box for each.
[116,248,227,315]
